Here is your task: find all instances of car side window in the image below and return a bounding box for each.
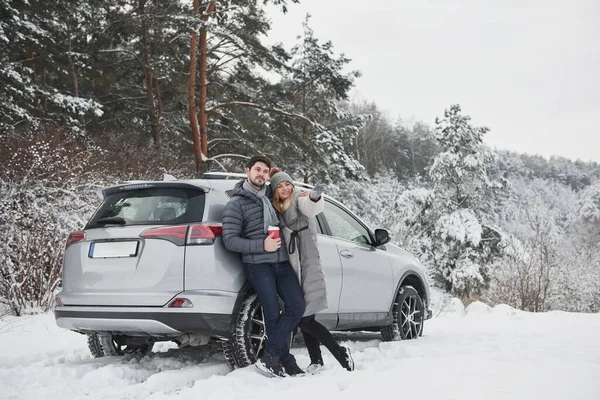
[316,212,325,234]
[322,201,370,244]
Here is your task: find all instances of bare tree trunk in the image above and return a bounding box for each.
[140,1,160,147]
[66,20,79,98]
[28,45,36,84]
[198,1,215,159]
[189,0,202,171]
[42,68,47,108]
[156,79,163,121]
[301,86,310,183]
[409,135,417,177]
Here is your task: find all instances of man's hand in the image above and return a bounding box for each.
[264,231,281,252]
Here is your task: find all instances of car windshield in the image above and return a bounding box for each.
[86,187,205,229]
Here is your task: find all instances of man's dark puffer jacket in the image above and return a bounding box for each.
[222,180,288,264]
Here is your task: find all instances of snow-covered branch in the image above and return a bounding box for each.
[209,153,250,160]
[207,102,313,125]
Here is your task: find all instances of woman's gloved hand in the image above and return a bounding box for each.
[309,183,326,201]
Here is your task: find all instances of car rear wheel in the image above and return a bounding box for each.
[87,333,105,358]
[97,334,154,356]
[381,285,424,341]
[224,292,296,369]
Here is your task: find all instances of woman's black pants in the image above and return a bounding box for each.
[298,314,343,365]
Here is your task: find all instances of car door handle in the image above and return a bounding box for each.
[340,249,354,259]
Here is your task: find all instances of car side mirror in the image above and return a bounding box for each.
[373,228,391,246]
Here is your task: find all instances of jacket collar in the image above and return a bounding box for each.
[231,179,273,204]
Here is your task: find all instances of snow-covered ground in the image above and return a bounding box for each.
[1,298,599,400]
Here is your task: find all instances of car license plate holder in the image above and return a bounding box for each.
[88,241,139,258]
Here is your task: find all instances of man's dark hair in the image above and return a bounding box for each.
[246,155,272,170]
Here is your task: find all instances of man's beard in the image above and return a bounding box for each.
[249,176,265,188]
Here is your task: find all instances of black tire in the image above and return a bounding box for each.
[229,293,265,368]
[226,293,295,369]
[381,285,424,341]
[98,334,155,356]
[221,339,238,370]
[87,334,105,358]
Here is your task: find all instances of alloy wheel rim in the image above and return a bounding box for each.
[249,305,267,358]
[400,295,421,339]
[248,303,294,359]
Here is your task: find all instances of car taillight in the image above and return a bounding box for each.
[187,223,222,245]
[66,231,85,247]
[140,223,222,246]
[140,225,188,246]
[169,298,193,308]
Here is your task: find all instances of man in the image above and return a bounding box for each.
[222,155,306,377]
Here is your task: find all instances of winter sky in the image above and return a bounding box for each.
[267,0,600,163]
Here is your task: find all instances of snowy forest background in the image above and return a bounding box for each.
[1,0,599,317]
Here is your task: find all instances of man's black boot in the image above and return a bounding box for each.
[282,361,305,376]
[255,354,286,377]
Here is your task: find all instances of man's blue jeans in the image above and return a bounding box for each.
[243,261,305,366]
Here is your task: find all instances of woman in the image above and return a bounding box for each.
[269,168,355,373]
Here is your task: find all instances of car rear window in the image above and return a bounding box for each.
[86,187,205,229]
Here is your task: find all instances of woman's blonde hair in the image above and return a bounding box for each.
[270,167,295,213]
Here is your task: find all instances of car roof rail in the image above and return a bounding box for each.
[118,180,153,185]
[294,181,315,190]
[202,171,315,190]
[202,172,247,180]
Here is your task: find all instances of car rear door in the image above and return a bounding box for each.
[60,183,206,307]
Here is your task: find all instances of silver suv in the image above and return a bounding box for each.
[54,172,432,367]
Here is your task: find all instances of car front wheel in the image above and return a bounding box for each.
[381,285,424,341]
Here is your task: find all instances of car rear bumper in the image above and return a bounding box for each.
[54,307,233,338]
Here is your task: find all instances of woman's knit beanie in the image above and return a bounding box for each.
[269,167,295,189]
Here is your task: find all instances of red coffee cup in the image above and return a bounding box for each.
[268,226,280,239]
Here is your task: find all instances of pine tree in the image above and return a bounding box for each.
[400,105,507,297]
[83,0,194,146]
[488,178,573,310]
[0,1,47,127]
[267,15,365,182]
[187,0,306,170]
[0,0,103,130]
